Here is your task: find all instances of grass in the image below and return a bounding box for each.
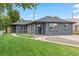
[17,34,32,38]
[0,34,79,56]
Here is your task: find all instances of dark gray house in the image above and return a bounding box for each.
[11,16,75,35]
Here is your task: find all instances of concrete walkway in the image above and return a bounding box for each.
[33,35,79,42]
[45,37,79,46]
[11,33,79,48]
[53,35,79,42]
[32,35,79,47]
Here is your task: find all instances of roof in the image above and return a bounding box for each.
[72,18,79,22]
[11,20,32,25]
[34,16,75,23]
[11,16,76,25]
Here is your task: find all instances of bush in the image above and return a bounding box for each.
[73,31,79,35]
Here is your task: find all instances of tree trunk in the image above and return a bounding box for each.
[5,27,7,33]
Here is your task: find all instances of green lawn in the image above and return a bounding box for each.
[17,34,33,38]
[0,34,79,56]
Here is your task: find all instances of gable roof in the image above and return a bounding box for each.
[11,16,75,25]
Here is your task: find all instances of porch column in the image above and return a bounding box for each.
[42,23,44,35]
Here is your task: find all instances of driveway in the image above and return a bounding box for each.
[45,36,79,45]
[51,35,79,42]
[33,35,79,47]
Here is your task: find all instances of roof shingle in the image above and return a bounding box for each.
[12,20,32,25]
[35,16,75,23]
[11,16,75,25]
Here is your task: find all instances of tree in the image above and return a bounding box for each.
[8,10,20,23]
[0,3,5,16]
[7,3,39,23]
[0,3,35,16]
[0,16,11,32]
[0,3,37,21]
[0,17,4,30]
[0,3,39,33]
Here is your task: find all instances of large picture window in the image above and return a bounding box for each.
[49,23,58,29]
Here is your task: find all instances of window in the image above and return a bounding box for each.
[64,24,68,29]
[49,23,57,29]
[20,26,25,30]
[37,24,41,27]
[75,25,78,31]
[20,26,23,30]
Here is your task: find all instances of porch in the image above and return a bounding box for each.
[11,25,27,33]
[32,23,46,35]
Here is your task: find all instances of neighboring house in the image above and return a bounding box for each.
[72,18,79,32]
[11,16,75,35]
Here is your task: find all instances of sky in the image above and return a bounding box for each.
[8,3,79,20]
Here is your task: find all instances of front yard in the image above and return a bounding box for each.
[0,34,79,56]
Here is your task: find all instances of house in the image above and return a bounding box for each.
[11,16,75,35]
[72,18,79,32]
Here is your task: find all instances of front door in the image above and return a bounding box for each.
[38,26,42,34]
[37,24,42,34]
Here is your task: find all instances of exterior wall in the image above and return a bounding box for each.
[30,24,36,35]
[12,25,27,33]
[31,23,46,35]
[27,24,36,34]
[27,24,45,35]
[27,25,31,34]
[11,23,73,35]
[16,25,21,33]
[72,19,79,32]
[24,23,73,35]
[45,23,73,35]
[11,25,16,33]
[11,25,20,33]
[73,24,79,32]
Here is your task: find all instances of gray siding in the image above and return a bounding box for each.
[30,24,36,35]
[16,26,21,33]
[27,24,36,34]
[11,16,74,35]
[15,25,27,33]
[27,25,31,34]
[46,23,73,35]
[13,23,73,35]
